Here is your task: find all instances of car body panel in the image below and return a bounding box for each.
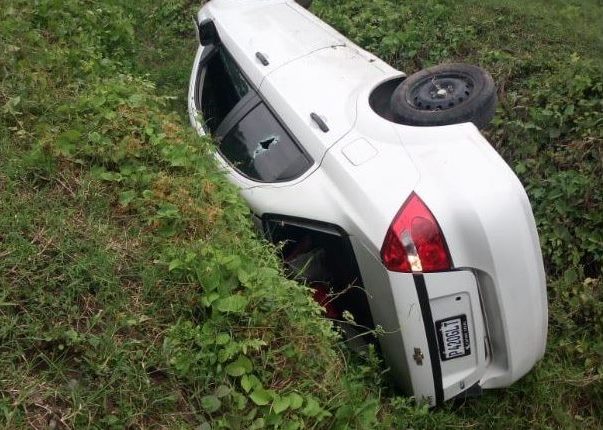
[351,240,436,402]
[259,45,388,160]
[200,0,345,89]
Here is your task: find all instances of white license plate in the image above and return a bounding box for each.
[436,315,471,361]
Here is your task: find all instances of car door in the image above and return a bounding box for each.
[193,44,314,187]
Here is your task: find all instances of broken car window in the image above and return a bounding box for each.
[219,103,312,182]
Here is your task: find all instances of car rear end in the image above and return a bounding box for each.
[408,123,548,389]
[345,120,548,405]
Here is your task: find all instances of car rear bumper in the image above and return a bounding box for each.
[383,269,488,405]
[352,235,547,405]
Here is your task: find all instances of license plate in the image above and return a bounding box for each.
[436,315,471,361]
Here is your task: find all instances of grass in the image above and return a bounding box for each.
[0,0,601,428]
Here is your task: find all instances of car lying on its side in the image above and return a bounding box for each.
[187,0,548,406]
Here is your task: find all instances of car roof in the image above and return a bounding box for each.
[201,0,401,160]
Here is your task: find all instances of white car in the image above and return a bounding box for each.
[188,0,548,406]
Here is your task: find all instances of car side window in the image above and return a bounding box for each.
[200,48,250,133]
[219,103,312,182]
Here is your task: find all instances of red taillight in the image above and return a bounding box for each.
[381,192,452,273]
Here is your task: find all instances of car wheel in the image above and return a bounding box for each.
[295,0,313,9]
[390,63,497,129]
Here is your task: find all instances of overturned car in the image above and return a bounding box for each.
[187,0,548,406]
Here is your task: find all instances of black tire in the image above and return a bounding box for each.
[295,0,313,9]
[390,63,497,129]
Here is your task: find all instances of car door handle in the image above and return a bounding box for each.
[310,112,329,133]
[255,52,270,66]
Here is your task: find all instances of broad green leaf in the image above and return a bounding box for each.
[249,418,265,430]
[215,385,231,398]
[200,395,221,413]
[241,374,260,393]
[225,355,252,377]
[250,388,273,406]
[215,294,248,313]
[301,397,322,417]
[246,407,258,421]
[201,292,220,308]
[99,171,122,182]
[237,269,253,288]
[156,204,179,219]
[288,393,303,410]
[118,190,136,206]
[282,421,301,430]
[168,258,182,272]
[233,391,249,410]
[266,413,283,426]
[272,395,291,414]
[216,333,231,345]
